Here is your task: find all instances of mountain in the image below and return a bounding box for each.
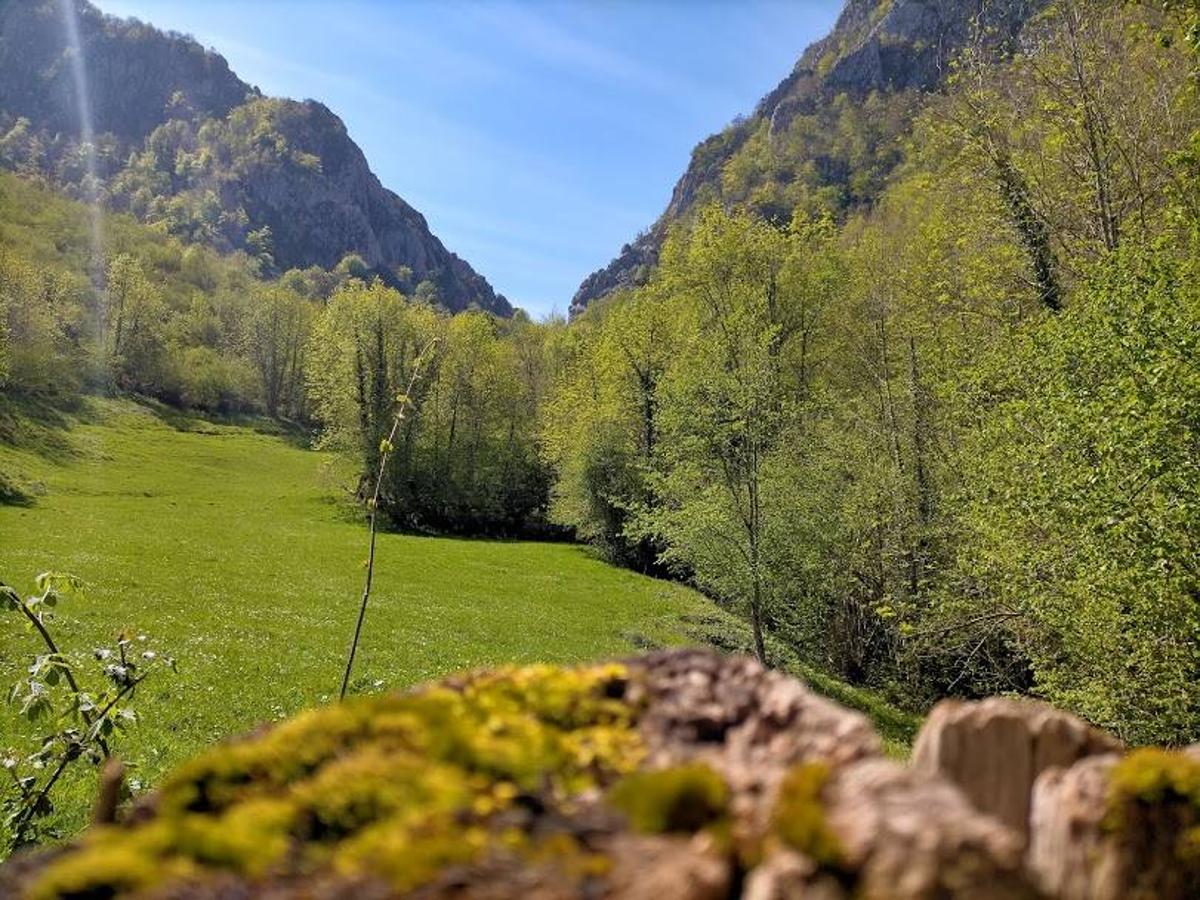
[0,0,511,315]
[570,0,1045,316]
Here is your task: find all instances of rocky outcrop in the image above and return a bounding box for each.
[570,0,1046,316]
[1027,753,1123,900]
[3,650,1196,899]
[568,232,659,317]
[220,98,508,312]
[911,697,1122,837]
[913,699,1200,900]
[0,0,247,140]
[0,650,1034,899]
[0,0,509,315]
[821,0,1037,97]
[746,759,1034,900]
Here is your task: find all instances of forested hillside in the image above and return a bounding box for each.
[0,0,509,314]
[571,0,1047,314]
[545,0,1200,744]
[3,0,1197,750]
[0,172,552,532]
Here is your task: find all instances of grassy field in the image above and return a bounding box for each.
[0,396,918,847]
[0,397,726,842]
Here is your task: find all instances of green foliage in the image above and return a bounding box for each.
[105,97,330,264]
[676,77,921,231]
[1,573,174,851]
[1105,747,1200,895]
[540,289,674,569]
[633,208,839,661]
[952,241,1200,743]
[0,247,87,399]
[242,284,311,417]
[542,1,1200,743]
[0,172,314,415]
[307,281,553,534]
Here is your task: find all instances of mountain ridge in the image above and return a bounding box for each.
[570,0,1045,316]
[0,0,511,315]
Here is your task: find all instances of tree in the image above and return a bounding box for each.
[334,253,372,283]
[633,207,824,663]
[307,282,550,534]
[105,253,168,392]
[938,0,1197,304]
[246,226,275,273]
[245,284,311,417]
[541,289,677,569]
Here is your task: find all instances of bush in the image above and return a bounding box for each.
[175,347,257,414]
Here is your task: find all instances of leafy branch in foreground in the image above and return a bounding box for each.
[1,573,175,851]
[338,339,438,701]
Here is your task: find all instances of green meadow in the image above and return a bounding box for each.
[0,398,721,840]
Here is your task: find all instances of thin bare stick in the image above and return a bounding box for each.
[339,339,437,700]
[92,758,125,825]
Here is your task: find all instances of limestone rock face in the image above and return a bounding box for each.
[0,0,246,141]
[1027,753,1121,900]
[745,759,1033,900]
[911,698,1122,836]
[629,649,882,822]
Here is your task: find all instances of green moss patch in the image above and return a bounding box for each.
[608,763,730,835]
[1106,748,1200,896]
[1108,748,1200,814]
[29,662,643,899]
[772,762,843,868]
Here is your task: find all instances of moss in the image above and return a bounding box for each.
[771,763,843,868]
[608,763,729,834]
[170,798,297,876]
[30,662,643,899]
[1108,748,1200,814]
[522,831,613,879]
[332,818,490,892]
[1105,748,1200,897]
[27,827,195,900]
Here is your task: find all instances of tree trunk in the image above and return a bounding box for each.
[748,453,767,666]
[750,571,767,665]
[992,150,1063,311]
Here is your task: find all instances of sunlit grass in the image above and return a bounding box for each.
[0,397,712,842]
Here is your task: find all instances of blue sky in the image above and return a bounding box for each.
[100,1,842,317]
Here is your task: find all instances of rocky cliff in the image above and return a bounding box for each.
[0,0,245,140]
[2,649,1196,899]
[570,0,1045,316]
[0,0,510,315]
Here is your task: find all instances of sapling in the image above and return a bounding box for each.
[338,339,437,700]
[1,573,175,851]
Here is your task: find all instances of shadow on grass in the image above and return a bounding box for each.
[363,511,577,546]
[130,396,314,450]
[0,471,35,507]
[0,392,96,464]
